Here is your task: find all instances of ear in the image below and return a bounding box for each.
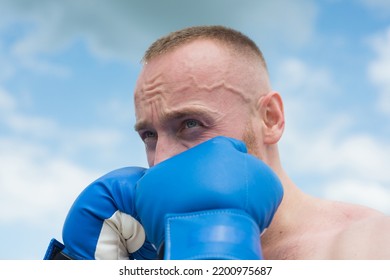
[257,92,285,145]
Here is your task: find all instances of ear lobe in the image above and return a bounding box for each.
[258,92,285,145]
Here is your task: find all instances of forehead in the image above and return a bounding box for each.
[134,39,253,103]
[141,40,232,82]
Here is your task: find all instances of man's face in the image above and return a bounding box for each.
[134,39,264,167]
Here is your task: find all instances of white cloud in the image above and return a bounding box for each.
[323,179,390,214]
[4,111,58,138]
[274,57,341,133]
[0,0,317,65]
[0,41,16,82]
[0,87,139,226]
[276,58,390,214]
[360,0,390,16]
[285,129,390,183]
[0,88,98,224]
[0,85,135,159]
[282,119,390,214]
[0,87,16,110]
[368,26,390,115]
[0,137,98,224]
[274,57,337,98]
[0,88,66,141]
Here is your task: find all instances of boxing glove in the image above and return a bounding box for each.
[44,167,157,260]
[135,136,283,260]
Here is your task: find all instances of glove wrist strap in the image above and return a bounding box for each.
[163,209,263,260]
[43,239,73,260]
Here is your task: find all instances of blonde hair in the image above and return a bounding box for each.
[142,25,267,69]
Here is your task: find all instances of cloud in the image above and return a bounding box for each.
[273,57,341,132]
[368,26,390,116]
[323,179,390,214]
[0,88,98,224]
[0,0,317,66]
[275,57,390,214]
[0,41,16,82]
[0,87,16,110]
[360,0,390,16]
[274,57,337,98]
[285,128,390,185]
[0,87,146,226]
[0,137,98,224]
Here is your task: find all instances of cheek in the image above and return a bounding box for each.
[218,114,252,140]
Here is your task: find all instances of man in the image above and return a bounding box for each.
[45,25,389,260]
[133,25,390,259]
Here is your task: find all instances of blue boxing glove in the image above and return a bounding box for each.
[44,167,157,260]
[135,136,283,260]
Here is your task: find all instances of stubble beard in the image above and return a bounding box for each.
[242,120,262,160]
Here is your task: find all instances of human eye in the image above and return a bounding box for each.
[140,130,157,143]
[183,119,201,129]
[178,119,205,140]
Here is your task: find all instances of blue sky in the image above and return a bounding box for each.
[0,0,389,259]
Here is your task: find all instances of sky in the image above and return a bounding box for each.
[0,0,389,260]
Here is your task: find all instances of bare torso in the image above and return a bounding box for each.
[261,192,389,259]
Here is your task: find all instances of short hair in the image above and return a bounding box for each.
[142,25,267,69]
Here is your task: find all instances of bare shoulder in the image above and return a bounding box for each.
[330,209,390,259]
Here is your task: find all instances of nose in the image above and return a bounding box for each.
[151,137,186,167]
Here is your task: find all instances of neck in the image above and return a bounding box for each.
[261,161,311,248]
[256,145,312,245]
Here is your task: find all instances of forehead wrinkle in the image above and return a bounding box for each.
[184,59,254,104]
[194,78,252,104]
[135,71,167,103]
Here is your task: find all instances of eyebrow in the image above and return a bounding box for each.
[134,106,221,132]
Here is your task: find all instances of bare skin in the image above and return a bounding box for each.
[134,39,390,259]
